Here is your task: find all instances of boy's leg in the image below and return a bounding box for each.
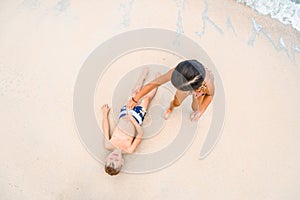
[139,87,158,111]
[139,73,160,111]
[122,68,149,122]
[131,68,149,97]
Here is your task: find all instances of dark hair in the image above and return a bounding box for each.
[171,60,206,91]
[105,163,121,176]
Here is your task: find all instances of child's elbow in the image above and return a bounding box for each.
[127,147,135,154]
[104,142,114,150]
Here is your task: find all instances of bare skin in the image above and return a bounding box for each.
[127,66,215,121]
[101,69,158,154]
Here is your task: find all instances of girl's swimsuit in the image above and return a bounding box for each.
[119,105,146,126]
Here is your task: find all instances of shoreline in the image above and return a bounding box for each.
[237,0,300,31]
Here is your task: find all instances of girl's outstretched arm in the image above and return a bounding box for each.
[127,69,174,109]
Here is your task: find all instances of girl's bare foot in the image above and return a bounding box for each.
[164,108,173,120]
[190,111,201,121]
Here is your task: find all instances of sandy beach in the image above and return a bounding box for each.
[0,0,299,199]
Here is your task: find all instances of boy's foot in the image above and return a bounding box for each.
[131,68,149,97]
[140,68,149,83]
[155,72,161,77]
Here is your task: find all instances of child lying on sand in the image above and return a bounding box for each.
[101,69,158,176]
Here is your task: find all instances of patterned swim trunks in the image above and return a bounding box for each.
[119,105,146,125]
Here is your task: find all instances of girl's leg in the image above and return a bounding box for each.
[164,90,189,119]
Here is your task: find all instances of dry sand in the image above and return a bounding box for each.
[0,0,300,199]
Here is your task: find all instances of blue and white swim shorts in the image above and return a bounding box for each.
[119,105,146,125]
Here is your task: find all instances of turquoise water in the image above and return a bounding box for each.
[237,0,300,31]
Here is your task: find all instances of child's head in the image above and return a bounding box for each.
[171,60,206,91]
[105,149,124,176]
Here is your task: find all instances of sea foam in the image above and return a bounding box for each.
[237,0,300,31]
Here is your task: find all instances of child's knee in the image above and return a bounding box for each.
[172,99,181,107]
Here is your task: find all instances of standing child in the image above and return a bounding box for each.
[127,60,215,121]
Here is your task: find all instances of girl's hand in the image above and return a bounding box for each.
[127,97,137,109]
[101,104,110,114]
[190,111,202,121]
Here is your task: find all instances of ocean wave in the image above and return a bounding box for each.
[237,0,300,31]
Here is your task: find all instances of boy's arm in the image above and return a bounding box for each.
[101,104,115,150]
[125,115,144,153]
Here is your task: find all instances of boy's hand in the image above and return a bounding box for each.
[101,104,110,115]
